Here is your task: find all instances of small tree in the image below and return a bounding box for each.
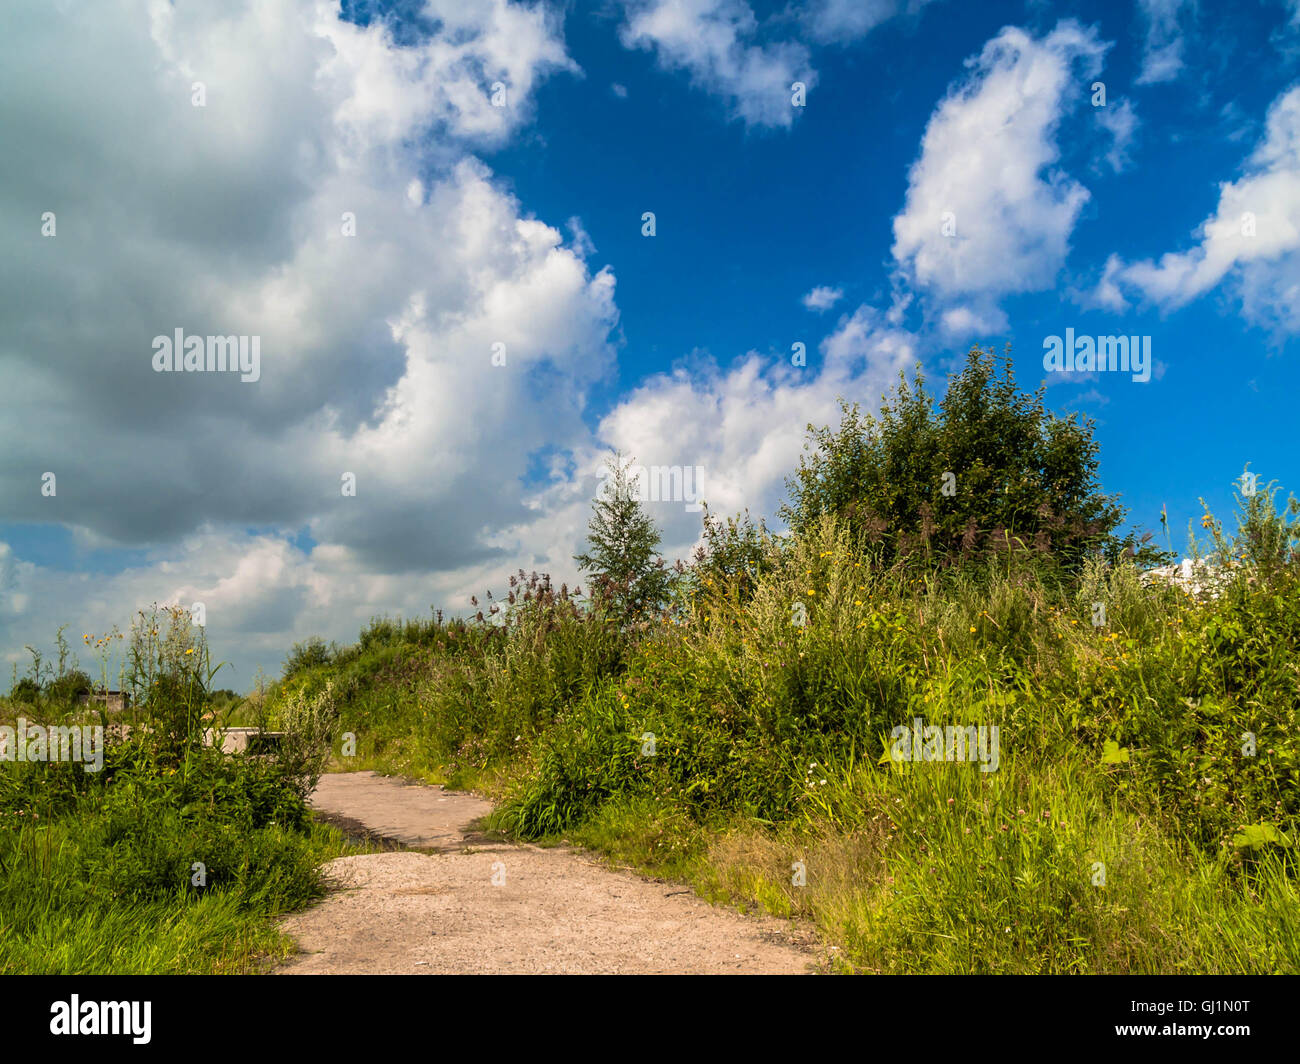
[574,451,673,626]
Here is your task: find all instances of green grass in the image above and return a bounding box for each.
[0,792,354,974]
[1,607,357,974]
[271,505,1300,974]
[692,753,1300,973]
[8,492,1296,973]
[0,816,351,974]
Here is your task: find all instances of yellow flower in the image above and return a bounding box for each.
[185,648,195,655]
[969,626,977,633]
[807,589,816,596]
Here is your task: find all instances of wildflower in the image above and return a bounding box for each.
[969,626,977,633]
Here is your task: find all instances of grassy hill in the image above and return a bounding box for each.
[269,507,1300,973]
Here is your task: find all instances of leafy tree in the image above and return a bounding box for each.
[781,345,1165,569]
[46,669,93,707]
[689,505,775,604]
[283,636,332,678]
[574,451,673,626]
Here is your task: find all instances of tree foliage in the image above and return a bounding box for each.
[688,505,775,605]
[780,346,1164,568]
[574,451,673,626]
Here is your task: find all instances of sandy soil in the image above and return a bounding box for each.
[278,771,818,974]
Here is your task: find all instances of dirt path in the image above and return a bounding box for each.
[278,771,818,974]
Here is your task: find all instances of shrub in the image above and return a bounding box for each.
[283,636,333,678]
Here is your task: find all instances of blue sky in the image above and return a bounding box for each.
[479,0,1299,540]
[2,0,1298,690]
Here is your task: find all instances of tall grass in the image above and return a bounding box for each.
[282,488,1299,973]
[0,605,349,973]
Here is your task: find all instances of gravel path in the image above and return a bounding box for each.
[278,771,818,974]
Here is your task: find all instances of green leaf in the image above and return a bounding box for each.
[1231,822,1291,851]
[1101,740,1130,764]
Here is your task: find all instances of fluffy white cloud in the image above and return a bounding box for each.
[0,0,621,682]
[618,0,816,129]
[1135,0,1194,86]
[1104,85,1300,330]
[0,530,464,683]
[891,21,1108,327]
[802,285,844,311]
[593,304,919,555]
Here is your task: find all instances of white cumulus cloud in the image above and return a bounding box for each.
[891,20,1108,328]
[618,0,816,129]
[0,0,619,682]
[1103,85,1300,332]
